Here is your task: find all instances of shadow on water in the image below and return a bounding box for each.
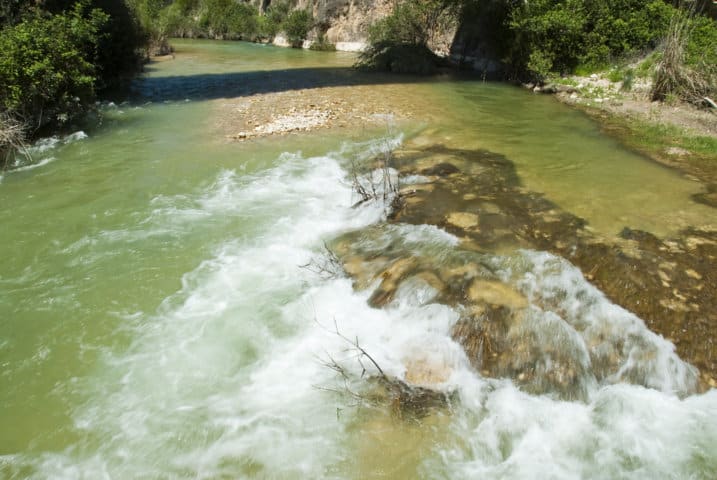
[130,66,475,102]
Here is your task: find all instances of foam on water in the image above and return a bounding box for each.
[441,384,717,479]
[26,131,87,155]
[10,156,58,172]
[505,250,699,395]
[1,131,87,179]
[5,138,716,479]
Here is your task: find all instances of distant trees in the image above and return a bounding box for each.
[357,0,461,73]
[135,0,313,46]
[283,8,312,47]
[359,0,717,88]
[505,0,676,79]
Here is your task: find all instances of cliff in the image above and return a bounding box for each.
[254,0,501,73]
[251,0,392,50]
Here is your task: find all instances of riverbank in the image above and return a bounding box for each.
[217,84,413,141]
[543,72,717,188]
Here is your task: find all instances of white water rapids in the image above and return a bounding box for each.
[2,135,715,479]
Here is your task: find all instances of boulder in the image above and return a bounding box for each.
[446,212,479,230]
[466,279,528,309]
[368,257,418,307]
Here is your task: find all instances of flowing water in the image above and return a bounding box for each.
[1,40,715,479]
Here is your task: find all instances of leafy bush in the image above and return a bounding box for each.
[262,1,290,38]
[198,0,261,40]
[507,0,675,80]
[0,3,108,129]
[284,9,312,47]
[368,0,459,47]
[309,32,336,51]
[684,14,717,68]
[358,0,459,74]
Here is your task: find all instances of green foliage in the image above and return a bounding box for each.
[634,51,659,78]
[283,8,312,47]
[145,0,308,44]
[309,32,336,51]
[359,0,459,74]
[368,0,460,47]
[1,0,26,26]
[608,115,717,166]
[0,3,108,128]
[506,0,675,80]
[198,0,261,40]
[684,15,717,68]
[263,1,290,38]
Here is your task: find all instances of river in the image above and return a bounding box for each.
[1,39,715,479]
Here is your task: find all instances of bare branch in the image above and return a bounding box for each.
[0,112,32,171]
[331,317,388,381]
[299,242,345,280]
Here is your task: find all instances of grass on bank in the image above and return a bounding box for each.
[629,120,717,159]
[589,111,717,178]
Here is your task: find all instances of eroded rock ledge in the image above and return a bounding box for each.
[330,142,717,399]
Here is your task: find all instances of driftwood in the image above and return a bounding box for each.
[315,318,453,419]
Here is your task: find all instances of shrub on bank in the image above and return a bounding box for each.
[309,32,337,51]
[357,0,459,74]
[507,0,674,80]
[284,9,312,47]
[198,0,261,40]
[0,4,108,129]
[146,0,315,46]
[358,42,443,74]
[652,10,717,104]
[262,1,291,39]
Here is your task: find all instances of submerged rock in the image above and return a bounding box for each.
[446,212,479,230]
[368,257,419,307]
[333,142,716,398]
[466,279,528,310]
[420,162,461,177]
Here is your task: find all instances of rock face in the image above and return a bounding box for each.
[256,0,504,68]
[312,0,393,47]
[258,0,393,48]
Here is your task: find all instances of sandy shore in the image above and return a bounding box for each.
[215,85,418,141]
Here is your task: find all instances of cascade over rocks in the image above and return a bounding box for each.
[326,139,715,408]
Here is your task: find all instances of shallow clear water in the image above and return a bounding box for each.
[1,40,715,479]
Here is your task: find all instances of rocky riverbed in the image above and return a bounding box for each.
[209,65,717,396]
[330,138,717,395]
[217,85,414,140]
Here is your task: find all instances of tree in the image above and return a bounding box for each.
[284,9,312,47]
[0,3,108,129]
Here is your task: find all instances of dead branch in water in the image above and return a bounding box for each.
[299,242,345,280]
[317,317,389,382]
[0,112,31,170]
[314,317,454,419]
[348,127,403,214]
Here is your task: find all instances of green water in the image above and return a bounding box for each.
[1,40,715,479]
